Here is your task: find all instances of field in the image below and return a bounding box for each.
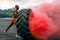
[0,18,17,40]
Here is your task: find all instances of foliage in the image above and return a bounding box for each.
[0,9,13,18]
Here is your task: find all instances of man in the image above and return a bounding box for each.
[4,5,20,38]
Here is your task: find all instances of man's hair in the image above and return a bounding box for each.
[15,5,19,10]
[15,5,19,7]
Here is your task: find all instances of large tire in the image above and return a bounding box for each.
[16,9,36,40]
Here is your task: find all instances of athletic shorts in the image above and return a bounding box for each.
[11,18,16,24]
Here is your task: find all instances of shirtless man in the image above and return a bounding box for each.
[4,5,20,38]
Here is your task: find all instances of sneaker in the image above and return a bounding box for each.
[3,31,8,35]
[15,35,21,39]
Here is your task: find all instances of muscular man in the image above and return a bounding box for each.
[4,5,20,38]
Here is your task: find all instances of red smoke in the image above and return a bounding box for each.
[29,1,60,40]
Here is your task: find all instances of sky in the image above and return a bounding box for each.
[0,0,55,10]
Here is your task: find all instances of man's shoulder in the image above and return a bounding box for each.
[13,10,16,12]
[12,8,16,12]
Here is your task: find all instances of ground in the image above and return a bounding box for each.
[0,18,19,40]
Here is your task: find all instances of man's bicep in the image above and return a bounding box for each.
[13,11,17,15]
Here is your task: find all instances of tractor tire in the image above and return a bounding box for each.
[16,9,36,40]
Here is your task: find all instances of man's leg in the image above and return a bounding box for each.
[15,24,22,39]
[5,23,14,32]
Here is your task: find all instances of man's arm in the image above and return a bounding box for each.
[12,10,17,18]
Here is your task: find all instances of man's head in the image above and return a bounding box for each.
[15,5,19,10]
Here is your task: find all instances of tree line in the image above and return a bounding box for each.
[0,9,13,18]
